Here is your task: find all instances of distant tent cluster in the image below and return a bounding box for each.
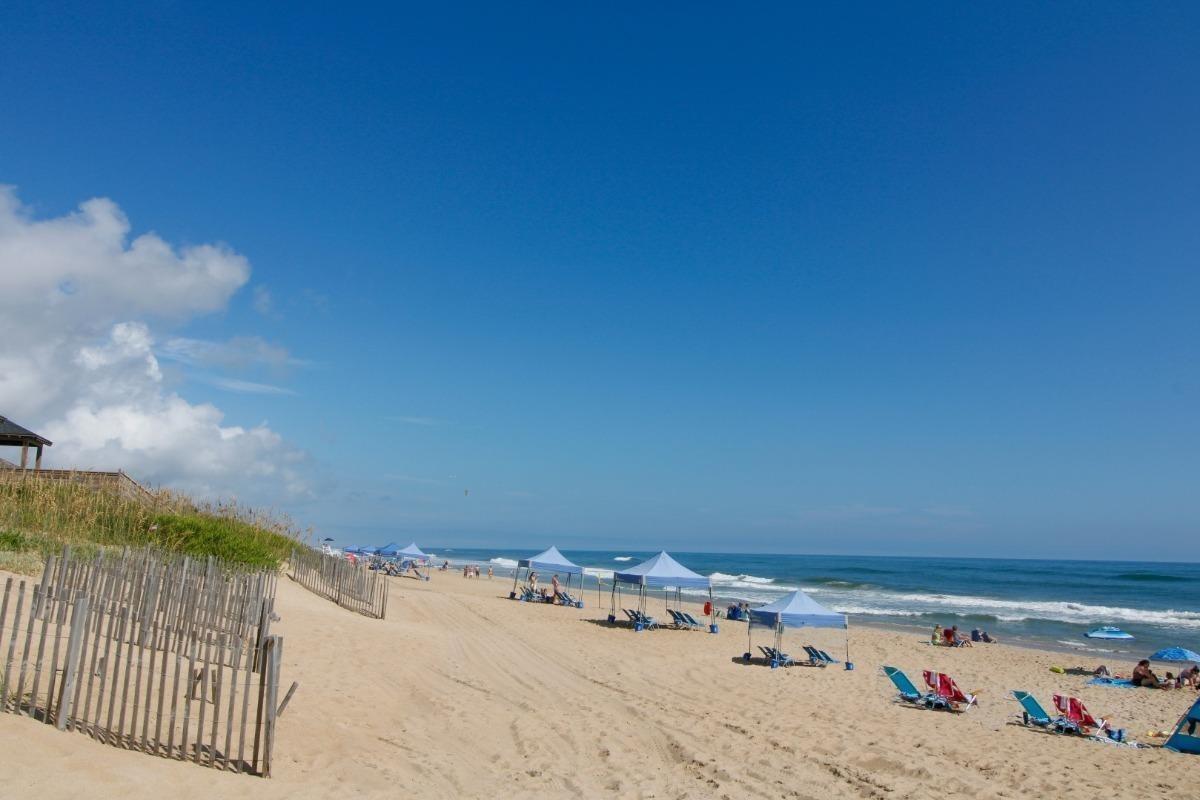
[342,542,430,562]
[336,542,852,669]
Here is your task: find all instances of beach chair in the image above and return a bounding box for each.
[882,666,940,707]
[623,608,639,624]
[1052,695,1107,734]
[803,645,837,665]
[757,646,793,667]
[1012,691,1080,735]
[681,612,703,628]
[1165,696,1200,755]
[801,645,828,667]
[632,610,658,630]
[929,672,978,711]
[767,646,794,667]
[666,609,686,627]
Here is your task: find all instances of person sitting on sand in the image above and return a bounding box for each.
[529,571,539,594]
[932,625,943,645]
[947,625,971,647]
[943,626,957,646]
[1180,665,1200,689]
[1132,659,1167,689]
[551,574,560,602]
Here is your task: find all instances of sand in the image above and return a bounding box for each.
[2,567,1198,799]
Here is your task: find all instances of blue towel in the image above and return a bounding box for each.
[1087,677,1136,688]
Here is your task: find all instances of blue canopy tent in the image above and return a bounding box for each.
[607,552,717,633]
[509,546,584,607]
[744,590,849,668]
[374,542,402,557]
[342,545,363,554]
[393,542,431,563]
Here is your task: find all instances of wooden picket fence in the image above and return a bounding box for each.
[0,547,296,777]
[288,547,388,619]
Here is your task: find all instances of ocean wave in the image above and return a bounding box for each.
[1115,572,1190,583]
[710,572,775,585]
[584,567,615,580]
[829,606,926,618]
[839,589,1200,629]
[803,576,874,589]
[489,557,518,568]
[613,556,634,562]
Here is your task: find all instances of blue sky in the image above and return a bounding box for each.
[2,4,1197,557]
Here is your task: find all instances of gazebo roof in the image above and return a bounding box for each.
[0,416,52,447]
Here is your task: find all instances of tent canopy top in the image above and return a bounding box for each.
[749,589,846,630]
[517,545,583,576]
[613,551,710,589]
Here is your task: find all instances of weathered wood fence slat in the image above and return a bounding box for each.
[0,546,290,777]
[288,547,387,619]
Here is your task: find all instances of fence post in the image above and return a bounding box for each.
[56,595,90,730]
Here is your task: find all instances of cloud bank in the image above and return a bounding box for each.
[0,185,309,500]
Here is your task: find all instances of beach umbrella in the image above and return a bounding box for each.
[1149,647,1200,663]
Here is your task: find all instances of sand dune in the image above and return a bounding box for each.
[2,568,1198,799]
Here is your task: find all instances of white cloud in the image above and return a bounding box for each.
[252,285,274,315]
[202,376,297,396]
[0,186,309,501]
[159,335,308,370]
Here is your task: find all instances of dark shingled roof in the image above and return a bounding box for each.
[0,416,53,447]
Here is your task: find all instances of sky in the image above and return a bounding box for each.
[1,4,1197,558]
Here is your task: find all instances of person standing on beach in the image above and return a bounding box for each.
[529,571,539,594]
[487,565,494,579]
[551,574,560,602]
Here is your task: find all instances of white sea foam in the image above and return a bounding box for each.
[584,567,615,580]
[802,587,1200,629]
[613,556,633,562]
[489,557,518,568]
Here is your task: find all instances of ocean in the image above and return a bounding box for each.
[416,548,1200,656]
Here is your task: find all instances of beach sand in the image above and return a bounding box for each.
[2,567,1198,799]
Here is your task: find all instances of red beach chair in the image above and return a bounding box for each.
[1052,694,1108,734]
[923,670,978,711]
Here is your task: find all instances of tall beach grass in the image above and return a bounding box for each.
[0,474,309,570]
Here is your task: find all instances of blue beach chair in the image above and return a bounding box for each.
[805,646,839,665]
[1012,691,1079,735]
[1165,696,1200,755]
[882,666,952,710]
[803,645,838,666]
[635,610,658,629]
[682,612,704,628]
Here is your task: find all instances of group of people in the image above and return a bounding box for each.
[461,564,493,579]
[526,571,567,603]
[1131,661,1200,690]
[932,624,996,647]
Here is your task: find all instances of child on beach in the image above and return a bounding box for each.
[932,625,943,645]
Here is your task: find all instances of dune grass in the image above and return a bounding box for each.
[0,476,308,570]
